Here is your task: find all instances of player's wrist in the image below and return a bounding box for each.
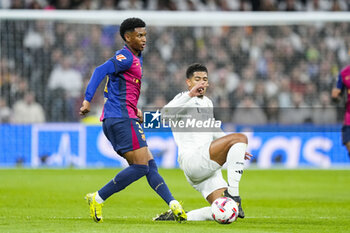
[188,92,195,98]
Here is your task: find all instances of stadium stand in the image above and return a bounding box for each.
[0,1,349,123]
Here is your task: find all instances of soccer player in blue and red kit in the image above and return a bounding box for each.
[332,64,350,158]
[79,18,186,223]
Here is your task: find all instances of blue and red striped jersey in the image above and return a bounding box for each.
[85,45,143,120]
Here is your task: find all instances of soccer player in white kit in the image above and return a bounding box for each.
[154,63,252,221]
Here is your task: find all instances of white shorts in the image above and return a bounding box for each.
[179,143,227,199]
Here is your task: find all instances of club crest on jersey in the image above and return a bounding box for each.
[141,134,146,141]
[116,54,127,61]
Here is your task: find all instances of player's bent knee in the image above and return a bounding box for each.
[228,133,248,146]
[124,147,150,165]
[132,164,149,175]
[237,133,248,144]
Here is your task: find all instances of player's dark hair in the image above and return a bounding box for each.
[120,17,146,41]
[186,63,208,79]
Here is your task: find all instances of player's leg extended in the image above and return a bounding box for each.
[209,133,248,218]
[154,189,225,221]
[98,147,150,201]
[145,148,187,222]
[86,119,149,222]
[184,166,228,221]
[154,153,227,221]
[158,187,228,221]
[97,118,150,201]
[86,147,149,222]
[185,187,227,221]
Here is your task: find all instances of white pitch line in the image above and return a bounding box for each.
[0,216,345,220]
[245,216,340,219]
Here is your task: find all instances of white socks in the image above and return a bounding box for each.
[169,200,180,208]
[95,191,104,204]
[187,207,212,221]
[226,142,247,197]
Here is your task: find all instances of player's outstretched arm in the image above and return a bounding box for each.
[80,60,116,117]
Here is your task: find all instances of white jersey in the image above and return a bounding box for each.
[162,91,226,166]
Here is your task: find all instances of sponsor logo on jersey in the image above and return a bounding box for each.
[116,54,127,61]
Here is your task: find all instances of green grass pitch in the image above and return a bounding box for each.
[1,169,349,233]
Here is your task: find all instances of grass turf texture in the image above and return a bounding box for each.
[0,169,349,233]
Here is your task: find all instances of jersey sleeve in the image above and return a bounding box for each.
[161,92,192,119]
[164,92,192,108]
[336,73,344,90]
[109,50,133,74]
[85,60,115,102]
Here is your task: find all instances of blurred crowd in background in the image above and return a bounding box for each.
[0,1,349,124]
[1,0,349,11]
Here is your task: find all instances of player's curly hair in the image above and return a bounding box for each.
[120,17,146,41]
[186,63,208,79]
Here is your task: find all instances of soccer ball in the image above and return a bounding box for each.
[211,197,239,224]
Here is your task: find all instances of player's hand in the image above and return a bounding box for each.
[137,108,143,123]
[189,81,209,97]
[331,88,341,103]
[79,100,91,116]
[244,152,253,160]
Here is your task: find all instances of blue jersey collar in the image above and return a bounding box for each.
[124,44,142,57]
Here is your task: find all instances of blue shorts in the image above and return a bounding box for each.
[342,125,350,145]
[103,118,147,155]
